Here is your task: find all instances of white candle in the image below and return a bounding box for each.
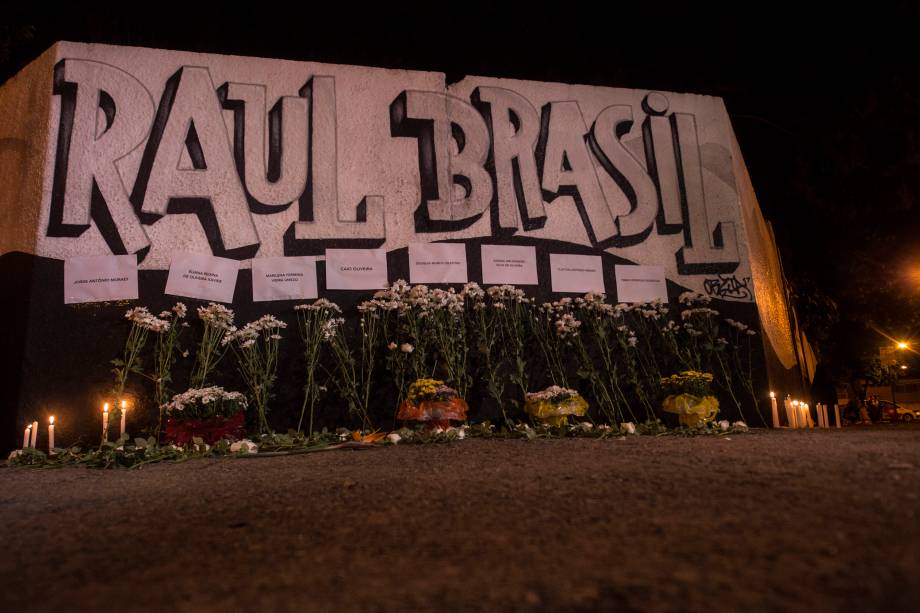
[834,404,841,428]
[48,416,55,453]
[30,421,38,447]
[791,400,800,428]
[120,400,128,437]
[103,403,110,441]
[770,392,780,428]
[821,404,829,428]
[23,425,31,449]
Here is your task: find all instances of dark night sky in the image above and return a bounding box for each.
[2,4,919,369]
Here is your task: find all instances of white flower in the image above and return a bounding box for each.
[457,427,466,440]
[181,350,189,358]
[230,439,258,453]
[124,306,171,333]
[732,421,749,430]
[627,335,639,347]
[400,343,414,353]
[620,422,636,435]
[197,303,235,330]
[554,314,581,339]
[678,291,712,306]
[294,298,342,313]
[387,342,398,350]
[718,420,730,431]
[163,386,248,414]
[8,449,22,460]
[525,385,580,403]
[386,433,401,444]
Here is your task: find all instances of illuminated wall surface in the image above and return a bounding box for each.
[0,42,805,449]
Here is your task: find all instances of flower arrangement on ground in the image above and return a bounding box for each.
[397,378,468,429]
[163,386,248,445]
[524,385,589,427]
[660,371,719,426]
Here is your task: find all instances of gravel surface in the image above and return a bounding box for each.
[1,427,918,612]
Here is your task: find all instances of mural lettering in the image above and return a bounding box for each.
[47,57,740,274]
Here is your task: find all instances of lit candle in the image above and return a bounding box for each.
[30,421,38,447]
[791,400,800,428]
[120,400,128,437]
[23,424,31,449]
[103,403,110,441]
[48,416,55,453]
[769,392,780,428]
[834,403,841,428]
[803,404,813,428]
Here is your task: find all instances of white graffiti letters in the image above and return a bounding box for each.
[47,57,739,274]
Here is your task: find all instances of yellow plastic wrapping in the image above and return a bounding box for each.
[524,395,589,427]
[661,393,720,426]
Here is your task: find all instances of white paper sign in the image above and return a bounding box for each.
[408,243,468,284]
[165,253,240,303]
[549,253,605,293]
[325,248,389,290]
[481,245,539,285]
[64,255,138,304]
[615,265,668,303]
[251,256,318,302]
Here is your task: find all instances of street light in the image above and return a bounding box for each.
[897,341,909,350]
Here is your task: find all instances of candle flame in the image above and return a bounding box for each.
[49,416,55,425]
[769,391,775,398]
[104,402,109,412]
[121,399,127,409]
[26,424,31,430]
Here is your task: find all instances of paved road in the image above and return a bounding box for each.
[1,427,918,612]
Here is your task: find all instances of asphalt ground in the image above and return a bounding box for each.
[1,426,918,612]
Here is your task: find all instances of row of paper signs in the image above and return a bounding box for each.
[63,244,669,305]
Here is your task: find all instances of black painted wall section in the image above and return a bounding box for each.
[0,240,768,455]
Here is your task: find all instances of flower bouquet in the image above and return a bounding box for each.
[163,386,248,445]
[397,378,468,429]
[524,386,588,427]
[660,371,719,426]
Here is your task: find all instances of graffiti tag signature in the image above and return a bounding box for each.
[703,275,752,301]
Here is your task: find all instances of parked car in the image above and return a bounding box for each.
[879,400,920,422]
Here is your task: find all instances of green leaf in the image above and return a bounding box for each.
[134,438,147,449]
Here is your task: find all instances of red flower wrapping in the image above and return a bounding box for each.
[397,398,468,429]
[165,412,247,445]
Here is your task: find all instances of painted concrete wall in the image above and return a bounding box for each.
[1,41,752,300]
[0,42,795,452]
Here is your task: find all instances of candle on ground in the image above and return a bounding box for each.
[120,400,128,437]
[30,421,38,447]
[48,416,55,453]
[791,400,800,428]
[834,404,842,428]
[103,403,110,441]
[23,425,31,449]
[770,392,780,428]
